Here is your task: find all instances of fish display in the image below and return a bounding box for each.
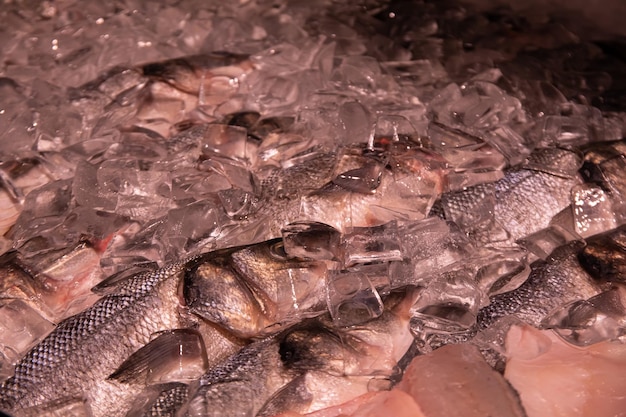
[1,0,626,416]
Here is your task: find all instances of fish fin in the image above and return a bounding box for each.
[124,382,189,417]
[257,375,312,417]
[108,329,207,384]
[91,263,159,295]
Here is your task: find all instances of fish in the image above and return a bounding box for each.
[183,238,329,338]
[477,240,606,331]
[440,147,582,244]
[179,337,297,417]
[70,53,255,140]
[0,260,213,417]
[0,240,107,323]
[141,53,253,96]
[3,1,626,416]
[257,290,416,416]
[179,290,416,417]
[125,382,189,417]
[269,390,428,417]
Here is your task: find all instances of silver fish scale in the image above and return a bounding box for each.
[260,152,337,201]
[477,241,603,330]
[443,166,579,244]
[184,337,294,417]
[144,383,189,417]
[199,338,273,385]
[442,182,495,222]
[0,261,187,413]
[493,168,578,240]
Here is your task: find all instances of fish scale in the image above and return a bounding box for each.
[442,148,582,244]
[0,262,188,416]
[477,241,604,330]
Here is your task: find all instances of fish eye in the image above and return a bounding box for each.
[269,241,289,260]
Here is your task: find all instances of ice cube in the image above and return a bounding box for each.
[373,115,420,143]
[281,221,342,260]
[332,55,385,90]
[338,101,373,145]
[343,222,403,267]
[171,169,231,200]
[539,103,605,147]
[517,224,580,261]
[389,218,474,288]
[473,247,531,296]
[572,184,619,238]
[0,299,54,371]
[201,124,256,165]
[72,161,116,212]
[99,221,165,274]
[541,286,626,346]
[217,188,256,220]
[411,270,486,331]
[327,264,390,326]
[161,199,222,258]
[199,155,256,193]
[484,125,532,166]
[12,179,74,250]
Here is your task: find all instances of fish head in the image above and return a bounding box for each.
[279,289,418,377]
[183,251,268,339]
[183,240,328,338]
[579,224,626,283]
[279,324,361,376]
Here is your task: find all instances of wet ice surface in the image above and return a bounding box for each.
[1,0,626,415]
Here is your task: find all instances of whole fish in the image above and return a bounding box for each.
[180,290,416,417]
[0,261,188,416]
[258,290,416,416]
[0,234,333,416]
[477,240,606,330]
[441,147,582,244]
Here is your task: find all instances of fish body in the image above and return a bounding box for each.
[181,337,297,417]
[442,148,582,244]
[0,261,189,417]
[257,290,417,416]
[477,241,605,330]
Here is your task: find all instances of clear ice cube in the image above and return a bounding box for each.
[343,222,403,267]
[326,264,390,326]
[541,286,626,346]
[281,221,341,260]
[338,101,373,145]
[161,199,222,258]
[517,224,580,261]
[201,124,255,164]
[389,218,474,288]
[572,184,619,238]
[411,270,485,332]
[218,188,260,220]
[0,299,54,371]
